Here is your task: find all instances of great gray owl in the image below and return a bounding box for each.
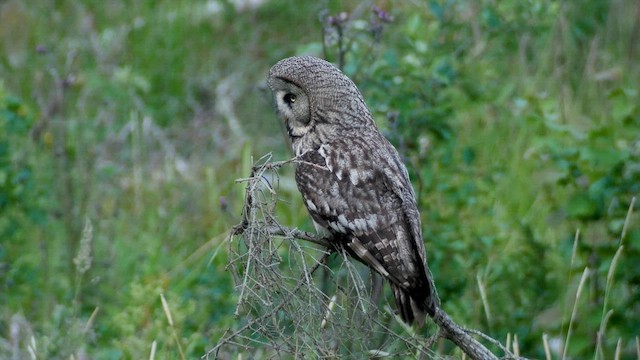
[267,56,439,326]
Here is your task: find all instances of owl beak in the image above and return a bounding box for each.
[285,120,294,136]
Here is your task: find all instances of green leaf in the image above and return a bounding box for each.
[566,192,599,219]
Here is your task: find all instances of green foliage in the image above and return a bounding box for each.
[0,83,37,220]
[0,0,638,358]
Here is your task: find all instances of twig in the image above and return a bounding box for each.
[234,224,332,248]
[204,252,331,359]
[464,328,512,356]
[211,154,527,360]
[419,329,441,360]
[230,219,524,360]
[426,303,499,359]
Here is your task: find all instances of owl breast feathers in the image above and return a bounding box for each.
[268,56,439,325]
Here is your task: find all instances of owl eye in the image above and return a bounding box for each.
[283,93,296,105]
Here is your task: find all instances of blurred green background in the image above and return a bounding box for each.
[1,0,639,358]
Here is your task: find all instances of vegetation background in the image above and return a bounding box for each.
[1,0,638,358]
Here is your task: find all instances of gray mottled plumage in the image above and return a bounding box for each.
[267,56,439,325]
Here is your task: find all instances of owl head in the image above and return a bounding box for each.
[267,56,375,139]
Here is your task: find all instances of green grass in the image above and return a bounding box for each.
[1,0,639,358]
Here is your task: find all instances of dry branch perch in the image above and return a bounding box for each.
[210,155,524,360]
[230,223,502,360]
[432,309,498,360]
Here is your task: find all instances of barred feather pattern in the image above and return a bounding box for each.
[268,56,439,325]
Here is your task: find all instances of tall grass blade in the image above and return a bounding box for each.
[150,340,157,360]
[543,333,552,360]
[620,196,636,246]
[161,294,186,360]
[563,267,590,360]
[477,273,492,326]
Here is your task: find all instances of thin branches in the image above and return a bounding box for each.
[208,154,523,360]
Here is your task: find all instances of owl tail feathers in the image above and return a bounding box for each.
[391,283,439,327]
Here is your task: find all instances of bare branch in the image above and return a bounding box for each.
[208,154,529,360]
[234,224,332,248]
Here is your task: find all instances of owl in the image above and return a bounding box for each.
[267,56,439,326]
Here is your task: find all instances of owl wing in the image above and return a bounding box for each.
[294,131,430,293]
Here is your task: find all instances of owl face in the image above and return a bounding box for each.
[269,78,312,138]
[268,56,377,143]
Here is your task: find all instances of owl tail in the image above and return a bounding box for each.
[391,282,438,327]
